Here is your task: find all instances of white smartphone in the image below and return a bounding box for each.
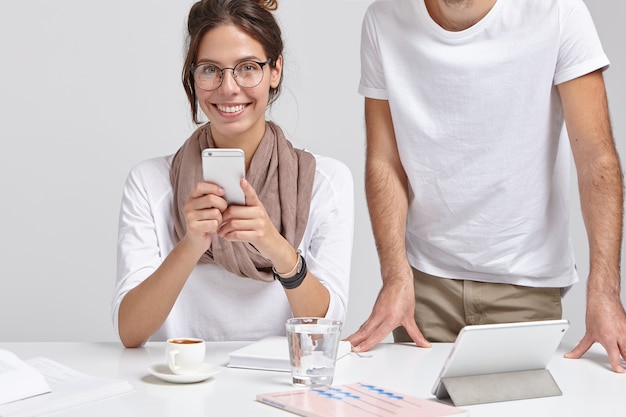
[201,148,246,205]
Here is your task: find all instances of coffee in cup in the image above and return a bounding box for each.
[166,337,205,375]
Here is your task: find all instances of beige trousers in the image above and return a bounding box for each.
[393,268,563,343]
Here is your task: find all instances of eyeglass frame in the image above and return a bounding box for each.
[190,58,272,91]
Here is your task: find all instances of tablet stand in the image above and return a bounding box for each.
[439,369,562,406]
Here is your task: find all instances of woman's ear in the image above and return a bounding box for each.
[270,55,283,88]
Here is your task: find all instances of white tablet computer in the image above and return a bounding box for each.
[431,319,569,400]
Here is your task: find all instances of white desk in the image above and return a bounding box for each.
[1,341,623,416]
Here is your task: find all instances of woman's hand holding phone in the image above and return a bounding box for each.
[192,147,293,267]
[183,181,229,253]
[219,178,294,270]
[179,147,246,253]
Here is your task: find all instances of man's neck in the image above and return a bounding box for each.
[424,0,497,31]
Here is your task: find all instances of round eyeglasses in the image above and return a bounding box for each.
[191,58,271,91]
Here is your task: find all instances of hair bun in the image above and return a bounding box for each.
[259,0,278,11]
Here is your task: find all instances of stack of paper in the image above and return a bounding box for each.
[0,350,51,406]
[0,349,133,417]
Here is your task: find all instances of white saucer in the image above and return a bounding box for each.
[148,363,220,384]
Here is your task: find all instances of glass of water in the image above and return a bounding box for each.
[286,317,342,387]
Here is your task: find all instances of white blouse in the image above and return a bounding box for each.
[112,153,354,342]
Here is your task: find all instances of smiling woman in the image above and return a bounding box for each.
[112,0,354,348]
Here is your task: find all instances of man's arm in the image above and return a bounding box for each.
[346,98,430,351]
[559,69,626,373]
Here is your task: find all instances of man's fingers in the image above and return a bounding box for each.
[403,319,431,348]
[345,315,388,352]
[565,335,593,360]
[607,348,626,373]
[345,318,379,347]
[565,333,626,373]
[350,323,392,353]
[602,340,626,373]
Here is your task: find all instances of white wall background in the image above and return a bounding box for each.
[0,0,623,347]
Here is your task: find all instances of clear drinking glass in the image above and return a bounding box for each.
[286,317,342,387]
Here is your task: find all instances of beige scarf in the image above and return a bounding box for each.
[170,121,316,282]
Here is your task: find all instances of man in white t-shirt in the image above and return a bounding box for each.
[346,0,626,373]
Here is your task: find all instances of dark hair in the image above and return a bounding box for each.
[182,0,283,124]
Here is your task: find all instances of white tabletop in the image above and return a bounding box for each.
[1,341,623,417]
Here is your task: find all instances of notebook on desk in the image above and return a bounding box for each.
[431,319,569,405]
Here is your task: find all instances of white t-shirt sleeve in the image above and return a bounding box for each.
[358,4,388,100]
[554,0,609,85]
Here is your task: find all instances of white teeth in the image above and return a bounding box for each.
[217,104,245,113]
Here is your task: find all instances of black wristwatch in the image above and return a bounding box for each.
[272,252,307,289]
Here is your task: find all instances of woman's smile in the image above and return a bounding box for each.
[215,103,247,115]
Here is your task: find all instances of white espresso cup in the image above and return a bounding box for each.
[166,337,206,375]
